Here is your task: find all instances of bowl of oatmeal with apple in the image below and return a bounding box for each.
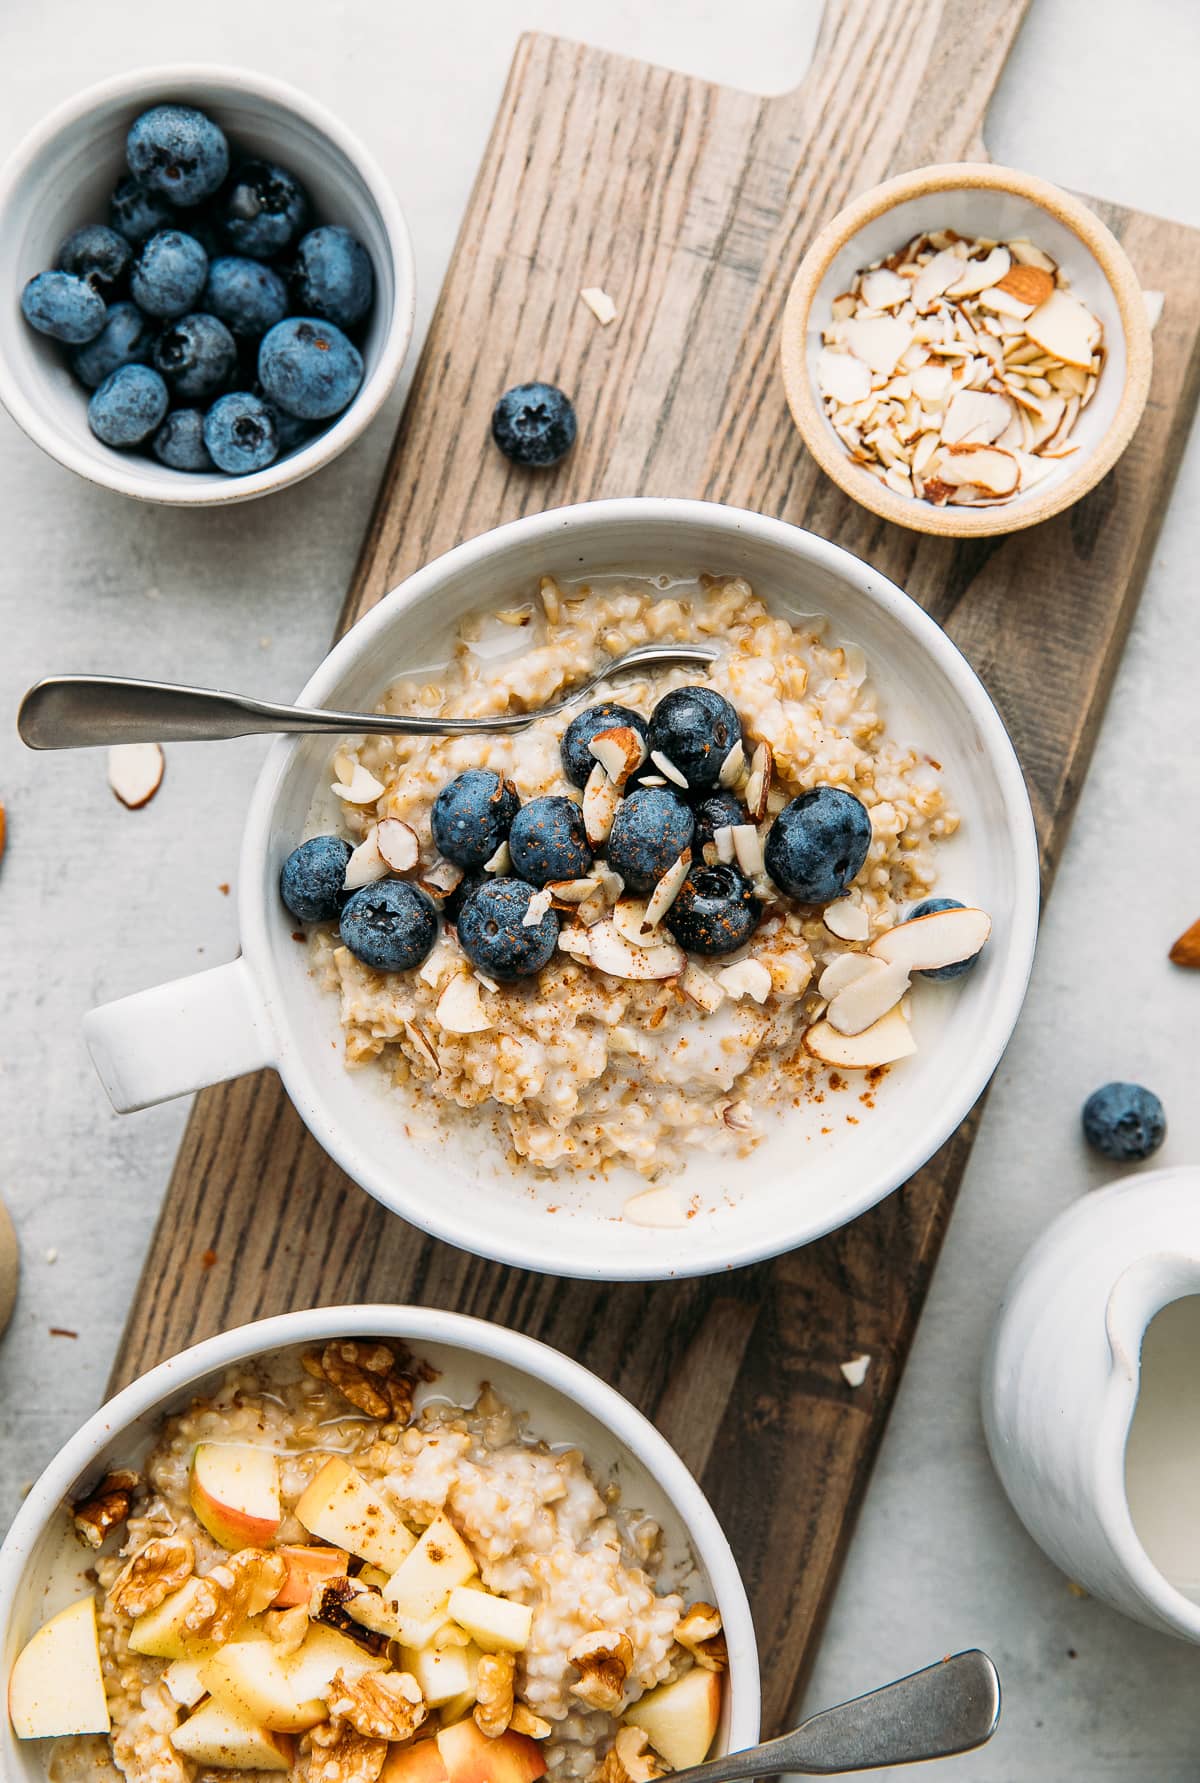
[0,1307,757,1783]
[83,499,1039,1278]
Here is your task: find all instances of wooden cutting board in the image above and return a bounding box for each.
[111,0,1200,1728]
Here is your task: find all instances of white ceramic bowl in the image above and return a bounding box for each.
[0,65,415,505]
[0,1305,759,1779]
[83,498,1041,1279]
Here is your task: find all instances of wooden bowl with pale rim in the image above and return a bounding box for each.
[780,162,1154,538]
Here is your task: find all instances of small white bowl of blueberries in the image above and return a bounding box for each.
[0,65,415,504]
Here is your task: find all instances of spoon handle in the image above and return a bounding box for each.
[670,1651,1000,1781]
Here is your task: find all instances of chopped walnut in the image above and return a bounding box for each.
[303,1341,416,1423]
[265,1603,310,1655]
[510,1704,552,1740]
[591,1727,669,1783]
[308,1716,389,1782]
[567,1630,634,1713]
[328,1667,426,1742]
[673,1603,728,1672]
[107,1534,195,1618]
[184,1548,287,1644]
[474,1652,515,1737]
[72,1468,140,1549]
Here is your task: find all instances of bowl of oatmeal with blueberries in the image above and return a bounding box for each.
[83,499,1040,1278]
[0,1307,757,1783]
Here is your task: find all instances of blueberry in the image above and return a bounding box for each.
[153,312,236,400]
[665,862,762,957]
[431,770,520,870]
[109,174,175,246]
[606,786,695,894]
[765,786,871,904]
[57,224,132,299]
[456,878,559,981]
[263,400,314,457]
[126,104,229,207]
[204,256,289,338]
[280,834,353,922]
[443,871,488,927]
[290,226,374,329]
[692,791,749,853]
[1082,1083,1166,1163]
[20,271,106,344]
[203,391,278,474]
[87,364,169,447]
[69,301,156,388]
[131,230,208,319]
[258,317,364,420]
[646,686,742,793]
[491,382,576,467]
[560,702,647,789]
[153,409,213,472]
[508,796,592,886]
[904,897,983,981]
[221,160,308,258]
[340,880,439,973]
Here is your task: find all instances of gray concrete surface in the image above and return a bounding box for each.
[2,2,1199,1776]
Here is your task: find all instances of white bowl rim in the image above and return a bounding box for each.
[237,496,1041,1279]
[0,62,416,507]
[0,1304,761,1758]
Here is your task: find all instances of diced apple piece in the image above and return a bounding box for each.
[163,1657,208,1709]
[400,1640,480,1707]
[437,1687,479,1728]
[295,1456,416,1571]
[8,1593,110,1739]
[202,1622,385,1734]
[190,1443,282,1552]
[358,1564,390,1589]
[384,1512,477,1620]
[170,1695,292,1771]
[624,1667,722,1770]
[271,1544,350,1608]
[382,1737,451,1783]
[447,1586,533,1653]
[130,1575,225,1661]
[389,1606,461,1649]
[437,1718,548,1783]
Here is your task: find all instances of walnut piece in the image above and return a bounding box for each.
[309,1716,389,1782]
[328,1667,426,1742]
[107,1534,195,1618]
[265,1603,311,1655]
[72,1469,140,1549]
[184,1549,287,1645]
[474,1652,515,1737]
[303,1341,415,1423]
[510,1704,552,1740]
[591,1727,669,1783]
[567,1630,634,1713]
[673,1603,728,1672]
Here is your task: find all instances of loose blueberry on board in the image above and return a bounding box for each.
[491,382,577,467]
[131,230,208,319]
[153,313,237,401]
[903,896,984,980]
[692,790,749,853]
[645,685,742,793]
[87,364,169,448]
[1082,1083,1166,1163]
[559,702,647,789]
[456,878,560,981]
[280,835,353,922]
[764,785,872,903]
[57,224,132,299]
[70,301,157,388]
[258,317,364,420]
[20,272,106,344]
[340,880,439,973]
[665,861,762,956]
[508,797,593,886]
[153,408,213,472]
[222,160,309,258]
[290,226,374,329]
[126,104,229,207]
[203,391,278,474]
[204,256,289,338]
[109,174,175,246]
[606,786,695,894]
[431,770,521,870]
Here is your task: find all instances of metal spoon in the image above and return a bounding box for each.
[17,643,720,751]
[671,1650,1000,1779]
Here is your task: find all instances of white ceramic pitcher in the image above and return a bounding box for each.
[983,1164,1200,1642]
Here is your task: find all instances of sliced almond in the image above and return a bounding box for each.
[937,445,1019,496]
[826,960,910,1035]
[1025,288,1101,368]
[743,742,772,822]
[718,738,746,789]
[945,246,1010,297]
[818,952,879,999]
[589,725,647,787]
[583,763,622,848]
[405,1021,439,1071]
[912,249,962,311]
[649,749,688,790]
[804,1004,917,1068]
[624,1187,687,1229]
[716,958,772,1003]
[612,896,656,949]
[713,824,736,865]
[483,839,512,875]
[859,267,910,310]
[558,926,592,961]
[595,866,625,904]
[996,263,1055,308]
[1010,448,1054,491]
[377,819,419,873]
[911,362,953,406]
[680,961,726,1013]
[423,857,462,895]
[731,823,764,876]
[868,905,991,972]
[332,763,385,805]
[579,286,617,326]
[817,350,872,405]
[840,1355,871,1389]
[1008,238,1057,272]
[823,898,871,942]
[108,742,164,810]
[843,315,914,376]
[976,285,1035,320]
[547,876,601,906]
[643,848,693,930]
[587,920,685,981]
[435,971,493,1035]
[344,828,390,890]
[940,389,1012,446]
[522,888,554,928]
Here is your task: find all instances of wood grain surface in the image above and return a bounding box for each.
[110,0,1200,1728]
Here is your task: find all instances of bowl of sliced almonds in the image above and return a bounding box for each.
[780,162,1153,536]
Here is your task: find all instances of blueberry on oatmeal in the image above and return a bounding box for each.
[665,861,762,956]
[280,834,353,923]
[432,770,521,870]
[646,685,742,792]
[340,880,439,973]
[764,785,871,904]
[605,786,695,894]
[692,790,749,853]
[508,796,592,886]
[560,701,647,789]
[456,877,559,980]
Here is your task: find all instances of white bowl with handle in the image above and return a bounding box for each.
[82,498,1040,1278]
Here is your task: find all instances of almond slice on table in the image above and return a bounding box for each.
[817,350,873,405]
[587,920,685,981]
[589,725,647,787]
[579,286,617,326]
[1169,918,1200,968]
[937,445,1019,497]
[1024,288,1101,368]
[869,905,991,972]
[624,1187,688,1229]
[804,1003,917,1068]
[436,971,493,1035]
[817,952,879,1000]
[108,742,164,809]
[583,764,622,848]
[377,819,419,873]
[823,898,870,942]
[826,959,910,1035]
[344,828,390,890]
